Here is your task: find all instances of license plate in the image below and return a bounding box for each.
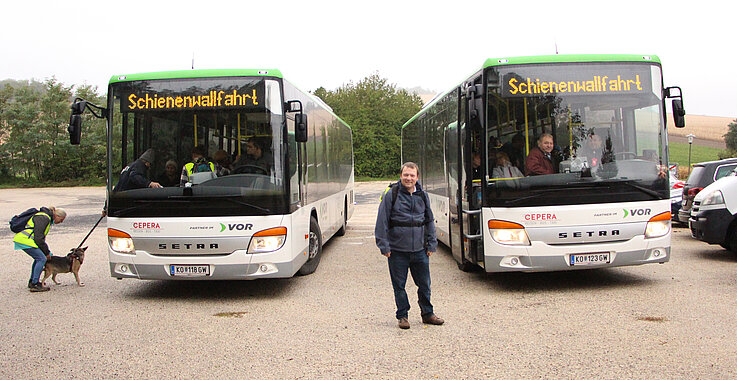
[170,265,210,276]
[569,252,611,266]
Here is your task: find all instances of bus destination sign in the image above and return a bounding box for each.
[122,88,261,112]
[501,65,653,98]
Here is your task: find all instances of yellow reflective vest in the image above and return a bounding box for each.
[13,212,51,248]
[184,161,215,176]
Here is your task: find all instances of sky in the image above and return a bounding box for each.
[2,0,734,117]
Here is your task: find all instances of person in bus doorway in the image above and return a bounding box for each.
[375,162,444,330]
[113,148,163,191]
[157,160,180,187]
[525,133,558,176]
[471,152,482,180]
[180,145,216,186]
[13,206,66,292]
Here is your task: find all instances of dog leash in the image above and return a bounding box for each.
[76,214,105,250]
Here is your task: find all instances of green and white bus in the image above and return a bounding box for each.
[402,54,685,272]
[69,69,354,279]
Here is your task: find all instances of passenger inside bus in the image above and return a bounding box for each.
[213,150,232,177]
[233,137,272,175]
[157,160,180,187]
[180,146,216,186]
[575,132,607,171]
[500,133,525,172]
[493,152,523,179]
[525,133,558,176]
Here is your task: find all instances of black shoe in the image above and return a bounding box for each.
[29,283,50,292]
[28,280,33,289]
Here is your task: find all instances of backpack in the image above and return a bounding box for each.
[382,182,430,228]
[193,162,212,173]
[9,208,39,233]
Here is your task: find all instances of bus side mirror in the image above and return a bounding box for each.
[672,99,685,128]
[71,100,87,115]
[295,113,308,142]
[68,114,82,145]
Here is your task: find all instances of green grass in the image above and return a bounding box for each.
[668,141,725,167]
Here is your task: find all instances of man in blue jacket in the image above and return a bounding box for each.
[375,162,444,329]
[114,148,162,191]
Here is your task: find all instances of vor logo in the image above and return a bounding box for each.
[623,208,651,218]
[219,223,254,232]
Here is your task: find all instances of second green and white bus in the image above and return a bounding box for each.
[70,69,354,279]
[402,54,685,272]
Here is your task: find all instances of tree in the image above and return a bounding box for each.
[0,78,106,184]
[718,119,737,159]
[724,119,737,151]
[314,73,423,177]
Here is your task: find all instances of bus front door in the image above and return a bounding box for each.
[462,81,484,271]
[449,80,484,271]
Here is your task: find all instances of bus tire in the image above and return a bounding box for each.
[298,217,322,275]
[335,199,347,237]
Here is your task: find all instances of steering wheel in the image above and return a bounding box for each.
[615,152,636,160]
[232,165,268,175]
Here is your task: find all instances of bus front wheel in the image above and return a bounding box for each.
[298,217,323,275]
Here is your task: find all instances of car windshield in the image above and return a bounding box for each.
[482,62,668,207]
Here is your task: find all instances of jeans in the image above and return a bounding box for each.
[23,247,47,284]
[387,249,433,319]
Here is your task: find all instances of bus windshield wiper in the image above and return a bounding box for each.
[619,181,664,200]
[167,194,272,213]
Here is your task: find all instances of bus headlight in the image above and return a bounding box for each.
[488,220,530,246]
[645,212,671,239]
[248,227,287,253]
[108,228,135,254]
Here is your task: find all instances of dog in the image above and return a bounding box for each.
[41,247,87,287]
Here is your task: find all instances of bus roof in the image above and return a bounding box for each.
[109,69,283,84]
[484,54,660,68]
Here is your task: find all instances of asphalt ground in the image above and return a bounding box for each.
[1,183,736,378]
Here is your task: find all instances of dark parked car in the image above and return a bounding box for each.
[677,158,737,224]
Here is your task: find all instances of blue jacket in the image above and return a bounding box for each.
[114,159,151,191]
[375,181,437,254]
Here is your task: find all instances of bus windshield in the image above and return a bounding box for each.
[108,77,288,217]
[483,62,667,207]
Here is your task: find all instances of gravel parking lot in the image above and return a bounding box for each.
[1,182,736,378]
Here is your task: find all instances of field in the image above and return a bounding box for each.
[668,114,734,141]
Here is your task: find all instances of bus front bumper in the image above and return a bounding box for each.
[483,236,670,273]
[109,249,309,280]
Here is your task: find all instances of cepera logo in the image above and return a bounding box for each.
[219,223,254,232]
[132,222,161,230]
